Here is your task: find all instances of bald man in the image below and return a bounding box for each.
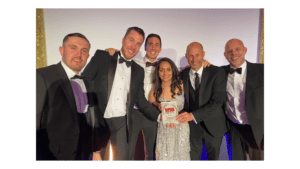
[177,42,228,160]
[222,39,264,160]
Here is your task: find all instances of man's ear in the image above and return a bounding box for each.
[59,46,64,56]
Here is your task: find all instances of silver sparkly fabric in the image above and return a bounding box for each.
[155,94,190,160]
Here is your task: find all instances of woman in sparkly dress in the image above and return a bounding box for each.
[148,57,190,160]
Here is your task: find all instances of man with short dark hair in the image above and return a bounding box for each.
[106,33,162,160]
[36,33,102,160]
[131,33,162,160]
[82,27,160,160]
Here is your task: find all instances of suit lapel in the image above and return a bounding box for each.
[223,65,231,90]
[199,67,209,106]
[183,69,190,108]
[245,61,260,106]
[107,52,119,101]
[128,61,138,112]
[83,79,95,128]
[56,63,78,122]
[223,65,230,79]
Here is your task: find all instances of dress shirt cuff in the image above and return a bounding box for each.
[158,113,162,122]
[191,113,197,124]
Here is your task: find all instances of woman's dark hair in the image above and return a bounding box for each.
[152,57,182,102]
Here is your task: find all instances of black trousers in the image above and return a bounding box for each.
[75,113,93,160]
[102,114,144,160]
[189,122,223,160]
[228,121,264,160]
[105,116,129,160]
[141,112,157,160]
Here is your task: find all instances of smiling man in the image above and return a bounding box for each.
[133,34,162,160]
[36,33,103,160]
[104,33,162,160]
[82,27,161,160]
[177,42,227,160]
[222,38,264,160]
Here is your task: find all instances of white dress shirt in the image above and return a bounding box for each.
[134,56,157,101]
[189,66,204,90]
[134,56,162,122]
[225,61,249,124]
[61,61,88,113]
[188,67,204,124]
[104,53,132,118]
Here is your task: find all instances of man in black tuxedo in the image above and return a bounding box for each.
[222,38,264,160]
[36,33,103,160]
[82,27,160,160]
[177,42,228,160]
[105,33,163,160]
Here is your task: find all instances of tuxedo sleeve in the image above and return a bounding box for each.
[88,79,108,152]
[82,50,103,80]
[179,71,184,80]
[191,67,226,123]
[135,70,160,121]
[36,70,47,131]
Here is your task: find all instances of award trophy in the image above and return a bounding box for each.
[161,101,179,124]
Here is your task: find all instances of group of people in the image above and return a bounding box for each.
[36,26,264,161]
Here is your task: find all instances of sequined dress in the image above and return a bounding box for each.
[155,94,190,160]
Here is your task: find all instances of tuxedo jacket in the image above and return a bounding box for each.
[179,65,228,137]
[222,61,264,147]
[36,62,101,160]
[82,50,160,143]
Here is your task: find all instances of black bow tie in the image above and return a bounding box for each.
[146,61,157,67]
[71,74,85,79]
[229,67,242,74]
[119,56,132,67]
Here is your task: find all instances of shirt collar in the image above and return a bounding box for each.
[61,61,80,80]
[230,61,247,75]
[189,65,204,77]
[143,56,157,63]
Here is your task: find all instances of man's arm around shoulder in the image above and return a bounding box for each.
[82,50,112,79]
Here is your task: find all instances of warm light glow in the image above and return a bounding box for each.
[109,143,113,161]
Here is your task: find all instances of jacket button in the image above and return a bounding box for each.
[72,150,76,154]
[75,133,79,136]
